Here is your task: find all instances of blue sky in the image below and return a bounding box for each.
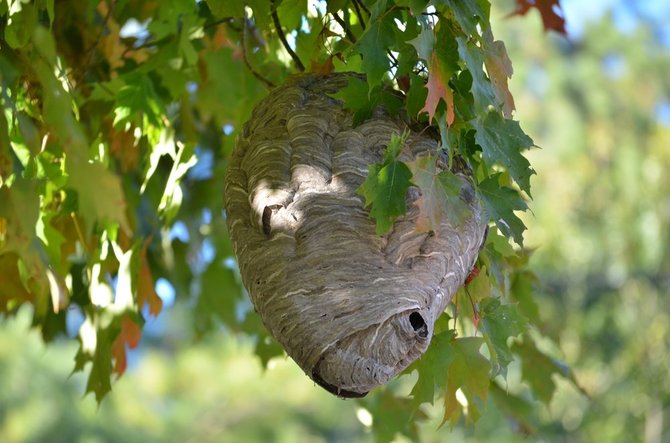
[562,0,670,44]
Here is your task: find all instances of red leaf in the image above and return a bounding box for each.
[112,316,141,376]
[511,0,566,35]
[421,52,455,125]
[138,238,163,316]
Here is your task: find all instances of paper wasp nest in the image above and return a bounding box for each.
[224,73,487,397]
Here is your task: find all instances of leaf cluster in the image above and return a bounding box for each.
[0,0,575,439]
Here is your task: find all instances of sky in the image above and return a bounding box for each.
[562,0,670,45]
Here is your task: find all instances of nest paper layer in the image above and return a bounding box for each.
[224,73,487,397]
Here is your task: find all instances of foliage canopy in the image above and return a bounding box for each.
[0,0,576,438]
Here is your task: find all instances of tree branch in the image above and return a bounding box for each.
[271,0,305,72]
[351,0,367,30]
[332,12,357,43]
[242,18,275,88]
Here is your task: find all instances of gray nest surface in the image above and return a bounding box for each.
[224,73,487,397]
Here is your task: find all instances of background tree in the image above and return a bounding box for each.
[2,0,668,442]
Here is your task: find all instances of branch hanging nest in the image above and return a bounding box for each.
[224,73,487,397]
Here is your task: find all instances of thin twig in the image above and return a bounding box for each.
[242,18,275,88]
[271,0,305,71]
[352,0,370,17]
[387,50,398,68]
[123,17,234,56]
[332,12,357,43]
[351,0,367,30]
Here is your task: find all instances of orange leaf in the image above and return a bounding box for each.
[309,56,335,75]
[138,238,163,316]
[420,52,455,125]
[112,316,141,376]
[484,37,515,118]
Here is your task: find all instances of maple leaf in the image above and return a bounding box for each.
[478,174,528,246]
[473,110,535,194]
[138,239,163,316]
[480,297,529,376]
[408,330,457,408]
[407,155,469,233]
[441,336,491,427]
[457,36,499,114]
[352,12,395,90]
[512,338,573,404]
[111,315,142,376]
[511,0,566,35]
[421,51,455,125]
[358,133,413,235]
[483,32,516,118]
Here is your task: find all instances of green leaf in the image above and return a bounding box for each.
[489,382,539,435]
[510,271,540,323]
[195,258,244,335]
[408,329,456,408]
[408,21,435,61]
[457,36,499,115]
[332,76,375,125]
[0,179,49,312]
[478,174,528,246]
[434,0,490,36]
[512,338,564,404]
[473,110,535,194]
[277,0,307,31]
[4,3,37,49]
[480,297,528,376]
[113,74,163,127]
[206,0,244,17]
[67,162,131,235]
[407,155,468,232]
[352,12,395,90]
[441,336,491,426]
[358,133,413,235]
[361,390,425,443]
[86,328,113,403]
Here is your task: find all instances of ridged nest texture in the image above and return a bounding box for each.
[224,73,487,397]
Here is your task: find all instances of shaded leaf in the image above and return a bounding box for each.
[478,174,528,246]
[407,155,468,232]
[408,330,456,408]
[434,0,490,37]
[480,297,528,375]
[358,133,413,235]
[512,338,578,404]
[361,390,426,443]
[0,252,33,312]
[441,336,491,426]
[352,12,395,90]
[457,36,499,114]
[510,270,540,323]
[138,239,163,316]
[473,110,535,194]
[68,162,131,235]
